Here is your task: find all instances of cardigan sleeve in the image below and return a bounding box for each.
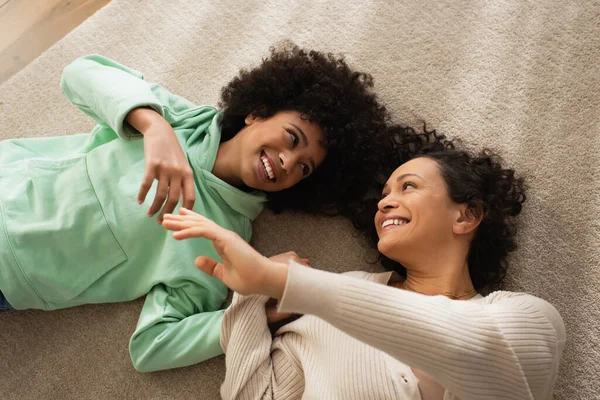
[278,261,566,400]
[219,293,305,400]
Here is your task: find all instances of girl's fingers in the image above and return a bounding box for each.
[138,171,155,205]
[158,179,182,223]
[181,180,196,211]
[148,174,170,216]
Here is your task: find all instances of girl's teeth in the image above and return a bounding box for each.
[261,157,275,180]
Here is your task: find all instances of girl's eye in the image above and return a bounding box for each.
[301,164,310,176]
[381,192,389,199]
[288,130,299,147]
[402,182,416,191]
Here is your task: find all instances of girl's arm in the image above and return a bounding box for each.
[60,55,195,219]
[60,54,164,140]
[128,282,226,373]
[125,107,195,220]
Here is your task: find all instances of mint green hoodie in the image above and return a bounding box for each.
[0,55,266,372]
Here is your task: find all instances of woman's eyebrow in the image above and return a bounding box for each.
[396,173,423,182]
[382,173,425,192]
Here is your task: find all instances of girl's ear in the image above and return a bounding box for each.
[245,106,267,125]
[244,112,258,126]
[453,203,483,235]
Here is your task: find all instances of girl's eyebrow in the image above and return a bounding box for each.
[290,123,308,147]
[290,123,316,172]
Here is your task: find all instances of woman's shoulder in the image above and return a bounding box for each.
[484,290,558,311]
[484,290,566,340]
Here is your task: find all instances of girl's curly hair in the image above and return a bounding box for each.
[353,126,527,294]
[218,43,391,214]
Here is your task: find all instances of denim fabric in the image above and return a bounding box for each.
[0,289,12,311]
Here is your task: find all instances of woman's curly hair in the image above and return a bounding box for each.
[218,43,391,214]
[353,126,527,294]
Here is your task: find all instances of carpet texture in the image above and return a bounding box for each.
[0,1,598,398]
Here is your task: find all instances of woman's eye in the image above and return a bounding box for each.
[402,182,416,190]
[381,192,389,199]
[288,130,298,147]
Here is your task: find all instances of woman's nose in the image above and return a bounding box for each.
[378,196,398,212]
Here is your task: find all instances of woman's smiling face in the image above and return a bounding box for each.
[375,157,464,263]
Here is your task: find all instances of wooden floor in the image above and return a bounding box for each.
[0,0,110,85]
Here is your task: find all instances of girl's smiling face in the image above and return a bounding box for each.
[236,111,327,192]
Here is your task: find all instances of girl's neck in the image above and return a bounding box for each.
[213,140,243,187]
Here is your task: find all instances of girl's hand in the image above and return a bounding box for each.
[162,208,288,298]
[126,107,196,223]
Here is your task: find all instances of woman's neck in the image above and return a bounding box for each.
[393,250,477,300]
[398,271,477,300]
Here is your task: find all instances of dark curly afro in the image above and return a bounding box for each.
[353,126,527,295]
[218,42,392,214]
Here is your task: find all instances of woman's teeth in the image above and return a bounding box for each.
[261,156,275,180]
[381,218,408,228]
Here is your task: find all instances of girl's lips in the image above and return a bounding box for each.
[258,152,275,183]
[259,151,277,182]
[257,155,270,183]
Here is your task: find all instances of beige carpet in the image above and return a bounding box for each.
[0,1,598,399]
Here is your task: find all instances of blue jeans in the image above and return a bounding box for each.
[0,289,12,311]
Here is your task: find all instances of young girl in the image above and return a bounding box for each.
[0,45,391,372]
[164,131,565,399]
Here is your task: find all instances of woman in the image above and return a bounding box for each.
[163,132,566,399]
[0,44,393,372]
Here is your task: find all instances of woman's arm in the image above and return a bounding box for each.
[219,293,304,400]
[219,252,310,399]
[163,209,566,400]
[279,261,565,400]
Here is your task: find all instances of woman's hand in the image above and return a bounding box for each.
[265,253,311,324]
[126,107,196,223]
[162,208,289,298]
